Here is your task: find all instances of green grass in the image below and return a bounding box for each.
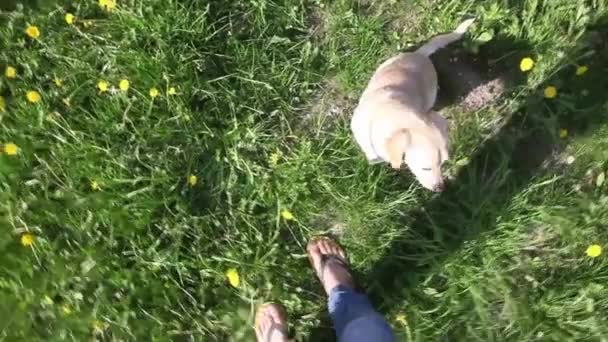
[1,0,608,340]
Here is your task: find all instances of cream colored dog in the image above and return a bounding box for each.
[351,19,475,192]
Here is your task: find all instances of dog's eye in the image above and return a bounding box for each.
[421,167,432,171]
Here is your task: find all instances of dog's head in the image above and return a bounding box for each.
[385,111,449,192]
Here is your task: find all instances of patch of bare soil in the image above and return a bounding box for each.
[460,78,506,111]
[308,6,329,39]
[299,79,354,134]
[431,48,510,111]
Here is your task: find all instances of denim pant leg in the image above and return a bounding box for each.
[328,285,395,342]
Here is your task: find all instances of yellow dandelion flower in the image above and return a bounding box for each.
[91,180,100,191]
[520,57,534,72]
[281,209,295,221]
[92,319,108,333]
[188,174,197,187]
[225,268,240,288]
[544,86,557,99]
[586,244,602,258]
[3,143,18,155]
[559,128,568,139]
[20,232,34,246]
[61,305,72,315]
[65,13,75,25]
[395,313,408,325]
[26,90,41,103]
[269,153,279,167]
[99,0,117,11]
[97,80,109,92]
[119,79,130,92]
[168,87,177,96]
[576,65,588,76]
[54,77,63,87]
[5,66,16,79]
[149,87,159,98]
[25,25,40,39]
[0,96,5,112]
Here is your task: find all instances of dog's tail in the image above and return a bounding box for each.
[415,18,475,57]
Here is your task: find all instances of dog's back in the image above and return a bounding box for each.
[362,53,437,114]
[361,18,476,113]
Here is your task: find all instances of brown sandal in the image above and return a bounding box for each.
[307,237,352,288]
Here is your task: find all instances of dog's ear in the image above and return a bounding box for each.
[386,129,410,169]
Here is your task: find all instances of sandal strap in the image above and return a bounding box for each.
[319,254,350,285]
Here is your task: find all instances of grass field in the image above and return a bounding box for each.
[1,0,608,340]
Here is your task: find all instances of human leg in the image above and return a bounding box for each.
[307,237,395,342]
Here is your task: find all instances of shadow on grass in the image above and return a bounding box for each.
[362,14,608,336]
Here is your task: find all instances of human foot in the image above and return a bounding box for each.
[255,303,288,342]
[307,237,354,295]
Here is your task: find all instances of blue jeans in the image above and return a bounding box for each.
[328,285,395,342]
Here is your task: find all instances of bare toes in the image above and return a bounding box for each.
[255,304,288,342]
[307,244,322,265]
[267,307,284,325]
[318,240,330,255]
[255,315,270,340]
[329,244,342,257]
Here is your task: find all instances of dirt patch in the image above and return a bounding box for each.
[308,6,329,39]
[460,78,506,111]
[431,48,509,111]
[299,79,354,133]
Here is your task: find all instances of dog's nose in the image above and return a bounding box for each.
[433,182,445,192]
